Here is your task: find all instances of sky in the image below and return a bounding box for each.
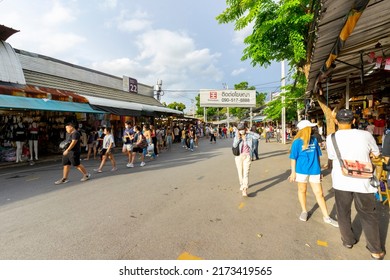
[1,0,283,113]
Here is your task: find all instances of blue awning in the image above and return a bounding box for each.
[0,94,105,113]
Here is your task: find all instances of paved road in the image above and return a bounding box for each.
[0,137,388,260]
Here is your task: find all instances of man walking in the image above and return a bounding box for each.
[326,109,385,260]
[55,122,91,184]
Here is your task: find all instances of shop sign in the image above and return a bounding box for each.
[123,76,138,94]
[200,90,256,107]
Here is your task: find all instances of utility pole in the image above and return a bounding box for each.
[281,60,286,144]
[154,79,163,101]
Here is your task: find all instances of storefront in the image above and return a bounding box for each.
[0,24,183,162]
[305,0,390,141]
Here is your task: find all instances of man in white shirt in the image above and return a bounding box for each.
[326,109,385,260]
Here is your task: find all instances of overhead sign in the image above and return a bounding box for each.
[200,90,256,107]
[123,76,138,94]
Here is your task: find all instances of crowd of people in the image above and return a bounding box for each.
[54,121,209,184]
[54,111,388,260]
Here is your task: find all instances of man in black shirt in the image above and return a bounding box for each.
[55,122,91,184]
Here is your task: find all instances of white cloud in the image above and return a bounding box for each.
[42,0,76,25]
[232,23,254,45]
[99,0,117,9]
[231,68,246,76]
[115,10,152,33]
[91,28,223,95]
[39,33,86,55]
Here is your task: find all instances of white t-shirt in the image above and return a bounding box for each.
[326,129,379,193]
[103,134,115,149]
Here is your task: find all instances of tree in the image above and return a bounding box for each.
[217,0,341,134]
[167,102,186,112]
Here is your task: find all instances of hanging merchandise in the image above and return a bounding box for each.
[385,58,390,71]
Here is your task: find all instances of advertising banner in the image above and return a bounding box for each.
[200,90,256,107]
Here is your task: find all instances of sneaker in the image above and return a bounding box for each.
[323,216,339,227]
[140,162,146,167]
[93,168,102,173]
[80,173,91,182]
[111,167,117,172]
[299,211,308,222]
[55,178,69,185]
[126,163,133,168]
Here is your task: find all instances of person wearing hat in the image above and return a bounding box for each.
[289,119,339,227]
[55,122,91,185]
[232,122,260,196]
[326,109,385,260]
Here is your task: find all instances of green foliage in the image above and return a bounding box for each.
[263,71,306,121]
[217,0,313,69]
[166,102,186,112]
[217,0,318,121]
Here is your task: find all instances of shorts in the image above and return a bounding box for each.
[132,147,144,154]
[123,144,133,152]
[295,173,321,183]
[101,148,113,156]
[62,151,81,166]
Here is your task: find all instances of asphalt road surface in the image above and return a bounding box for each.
[0,136,388,260]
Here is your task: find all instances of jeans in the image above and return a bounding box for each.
[334,189,383,253]
[251,139,259,159]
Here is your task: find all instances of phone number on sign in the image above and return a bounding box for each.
[221,98,251,103]
[212,266,272,276]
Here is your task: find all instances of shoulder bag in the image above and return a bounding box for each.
[232,139,242,156]
[59,139,71,150]
[330,133,373,178]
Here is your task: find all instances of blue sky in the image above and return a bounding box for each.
[1,0,283,112]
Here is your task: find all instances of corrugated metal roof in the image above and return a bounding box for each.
[306,0,390,100]
[0,41,26,84]
[22,69,163,106]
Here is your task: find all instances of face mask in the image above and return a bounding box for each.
[239,130,246,135]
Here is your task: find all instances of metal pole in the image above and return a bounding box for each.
[281,60,286,144]
[346,76,350,109]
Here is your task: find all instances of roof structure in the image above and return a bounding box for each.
[0,25,19,41]
[306,0,390,105]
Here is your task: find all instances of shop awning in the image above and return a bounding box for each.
[141,104,184,116]
[80,94,143,116]
[0,94,104,113]
[81,94,184,117]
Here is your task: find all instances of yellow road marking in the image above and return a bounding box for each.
[238,202,245,209]
[317,240,328,247]
[177,252,203,260]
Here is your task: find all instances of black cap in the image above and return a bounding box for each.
[336,109,354,123]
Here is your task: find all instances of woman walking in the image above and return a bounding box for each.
[94,127,117,173]
[289,120,338,227]
[232,123,260,197]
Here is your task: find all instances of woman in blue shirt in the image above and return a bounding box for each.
[289,120,338,227]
